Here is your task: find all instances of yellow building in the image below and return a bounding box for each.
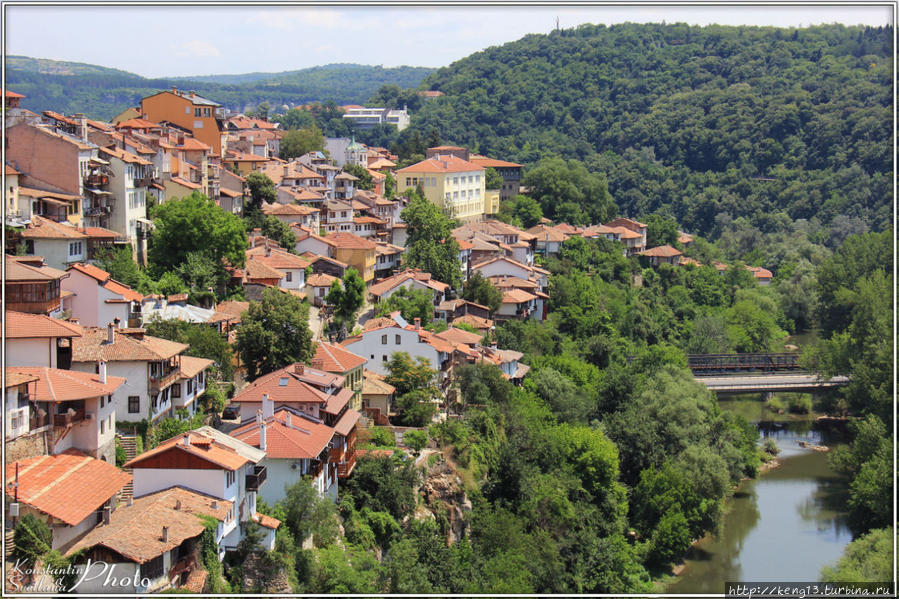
[328,232,376,284]
[140,87,226,156]
[396,154,486,222]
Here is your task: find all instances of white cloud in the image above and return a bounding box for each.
[179,40,221,58]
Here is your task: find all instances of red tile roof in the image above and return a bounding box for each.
[19,215,87,239]
[2,311,83,339]
[72,327,188,362]
[7,452,131,526]
[313,342,367,373]
[328,232,376,250]
[396,154,484,174]
[126,431,250,471]
[231,409,334,459]
[231,363,336,406]
[334,408,361,436]
[67,486,232,563]
[307,272,339,287]
[502,289,538,304]
[436,327,483,347]
[179,355,214,379]
[641,245,683,258]
[469,155,523,168]
[5,255,67,282]
[4,369,40,388]
[13,366,125,402]
[68,263,143,302]
[253,512,281,529]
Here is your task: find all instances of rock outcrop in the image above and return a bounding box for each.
[418,458,472,545]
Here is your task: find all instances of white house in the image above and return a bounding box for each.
[18,215,88,271]
[245,245,309,292]
[2,310,83,369]
[367,269,449,305]
[171,356,214,418]
[62,263,143,328]
[341,318,453,382]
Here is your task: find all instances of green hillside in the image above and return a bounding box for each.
[402,23,892,240]
[5,58,433,121]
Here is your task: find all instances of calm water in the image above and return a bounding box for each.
[668,399,852,594]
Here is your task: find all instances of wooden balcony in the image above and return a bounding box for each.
[245,465,267,491]
[337,450,356,478]
[148,370,180,394]
[134,176,153,188]
[85,173,109,186]
[168,554,196,579]
[56,407,86,427]
[6,297,61,315]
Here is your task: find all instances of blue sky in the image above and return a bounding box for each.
[5,3,893,78]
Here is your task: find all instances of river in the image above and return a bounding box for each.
[667,397,852,594]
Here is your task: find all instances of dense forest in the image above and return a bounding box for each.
[5,57,433,119]
[377,23,892,245]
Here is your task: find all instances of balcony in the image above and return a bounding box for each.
[148,369,181,394]
[85,173,109,186]
[134,176,153,188]
[85,205,110,217]
[337,450,356,478]
[56,407,86,427]
[245,465,267,491]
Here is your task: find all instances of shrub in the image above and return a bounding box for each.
[765,395,785,413]
[788,394,813,414]
[366,427,396,448]
[762,438,780,456]
[13,514,51,566]
[403,429,428,453]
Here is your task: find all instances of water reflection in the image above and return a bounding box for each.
[668,413,851,594]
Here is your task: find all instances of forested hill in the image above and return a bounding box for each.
[409,23,892,239]
[5,58,433,120]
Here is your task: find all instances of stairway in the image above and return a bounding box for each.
[5,527,15,557]
[117,433,138,503]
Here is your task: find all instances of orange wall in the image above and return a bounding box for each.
[141,92,222,155]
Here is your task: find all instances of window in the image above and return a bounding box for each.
[226,470,236,487]
[194,120,203,129]
[101,419,106,434]
[187,379,193,395]
[286,272,292,282]
[68,241,82,257]
[453,177,459,185]
[382,355,388,362]
[99,396,105,408]
[395,335,401,345]
[141,555,164,581]
[128,396,140,413]
[203,107,211,117]
[185,106,191,115]
[195,108,202,117]
[405,178,411,186]
[381,334,387,345]
[171,384,181,398]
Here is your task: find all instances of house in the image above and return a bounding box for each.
[497,288,540,321]
[334,171,359,200]
[219,168,246,216]
[396,154,486,223]
[5,163,27,225]
[261,201,320,230]
[312,343,367,411]
[321,199,356,233]
[2,310,83,370]
[469,155,523,203]
[747,266,773,285]
[71,325,206,425]
[368,269,449,305]
[62,263,143,328]
[434,298,491,323]
[4,255,67,317]
[66,487,241,594]
[293,225,337,257]
[245,245,309,292]
[8,365,125,462]
[97,145,153,245]
[451,313,494,334]
[525,223,569,256]
[124,429,268,553]
[6,451,131,551]
[328,232,376,284]
[4,369,40,444]
[374,242,405,278]
[343,107,410,131]
[361,370,395,425]
[471,256,549,294]
[140,87,226,156]
[641,245,683,266]
[15,215,89,270]
[604,218,648,255]
[453,220,536,266]
[230,405,338,503]
[307,272,339,307]
[171,356,214,418]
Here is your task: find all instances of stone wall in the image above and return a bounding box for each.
[5,431,50,464]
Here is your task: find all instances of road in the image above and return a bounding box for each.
[696,374,850,393]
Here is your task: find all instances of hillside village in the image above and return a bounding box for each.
[6,86,775,593]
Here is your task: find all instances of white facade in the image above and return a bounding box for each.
[6,337,61,368]
[171,370,206,417]
[294,236,333,257]
[51,395,116,462]
[27,238,85,271]
[61,269,135,328]
[257,457,334,505]
[105,154,149,244]
[343,326,443,376]
[70,359,175,424]
[473,258,531,281]
[276,267,306,291]
[5,384,30,440]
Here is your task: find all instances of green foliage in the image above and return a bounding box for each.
[484,166,503,190]
[343,163,374,191]
[648,510,692,566]
[403,429,428,453]
[303,544,383,593]
[260,215,298,250]
[43,550,79,592]
[384,352,437,396]
[461,271,502,313]
[279,478,339,548]
[364,426,396,448]
[149,191,247,276]
[147,413,205,448]
[643,213,680,248]
[279,125,325,160]
[92,246,156,294]
[115,437,127,467]
[326,267,365,328]
[144,318,235,382]
[522,157,615,225]
[341,454,422,520]
[400,193,462,289]
[820,527,894,583]
[13,514,52,566]
[375,286,434,323]
[236,287,314,381]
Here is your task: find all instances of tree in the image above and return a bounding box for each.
[326,268,365,328]
[343,163,373,191]
[144,318,235,381]
[384,352,436,396]
[93,246,156,293]
[403,429,428,453]
[820,528,894,583]
[521,157,615,225]
[341,454,422,519]
[484,167,504,190]
[279,125,325,160]
[13,514,51,566]
[643,213,680,247]
[236,287,314,381]
[149,191,247,274]
[384,173,396,200]
[244,172,278,228]
[260,215,297,250]
[375,286,434,323]
[280,478,338,548]
[461,271,502,313]
[401,194,462,289]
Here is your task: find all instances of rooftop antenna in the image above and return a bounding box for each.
[555,16,560,31]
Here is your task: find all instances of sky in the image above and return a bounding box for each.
[4,3,894,78]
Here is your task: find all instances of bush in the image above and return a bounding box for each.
[366,427,396,448]
[765,395,785,413]
[13,514,51,566]
[762,438,780,456]
[403,429,428,453]
[788,394,812,414]
[115,438,127,467]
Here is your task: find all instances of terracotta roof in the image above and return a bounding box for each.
[4,369,40,388]
[502,289,538,304]
[253,512,281,530]
[353,216,385,225]
[83,226,120,239]
[375,242,404,256]
[397,154,484,174]
[178,137,212,152]
[5,255,67,282]
[244,258,285,281]
[713,261,729,271]
[2,311,83,339]
[73,327,188,363]
[362,372,395,396]
[231,409,334,460]
[611,226,641,240]
[469,155,523,168]
[231,363,337,406]
[679,257,703,267]
[362,316,399,331]
[307,272,338,287]
[18,215,84,239]
[99,145,153,166]
[328,232,376,250]
[13,366,125,402]
[5,164,21,175]
[554,223,584,235]
[68,263,143,302]
[642,245,683,258]
[525,223,569,243]
[5,90,25,98]
[678,232,694,244]
[452,314,493,331]
[334,408,361,437]
[246,246,310,270]
[179,356,214,379]
[126,431,250,471]
[213,300,250,323]
[606,217,647,230]
[67,486,232,563]
[17,186,81,201]
[369,269,449,297]
[169,176,201,189]
[313,342,367,373]
[7,452,131,526]
[436,327,483,346]
[115,117,160,130]
[747,265,773,279]
[262,202,318,216]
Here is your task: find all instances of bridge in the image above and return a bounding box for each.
[688,353,849,394]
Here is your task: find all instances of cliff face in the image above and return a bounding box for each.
[418,459,472,545]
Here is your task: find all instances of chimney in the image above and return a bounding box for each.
[172,86,177,94]
[414,318,421,330]
[294,363,305,375]
[262,393,274,420]
[310,358,324,370]
[183,435,191,447]
[256,409,263,424]
[283,165,289,177]
[162,526,169,542]
[98,361,107,384]
[102,507,110,525]
[286,412,292,428]
[114,317,121,328]
[175,499,182,511]
[259,419,267,451]
[107,322,115,344]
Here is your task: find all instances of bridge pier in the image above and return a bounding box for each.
[763,391,775,402]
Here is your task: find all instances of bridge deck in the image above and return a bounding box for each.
[696,374,849,393]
